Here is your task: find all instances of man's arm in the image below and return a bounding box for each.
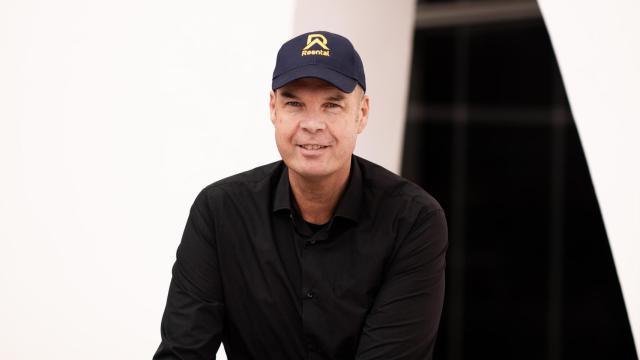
[153,190,225,360]
[355,208,448,360]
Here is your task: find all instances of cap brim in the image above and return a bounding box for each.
[272,65,357,93]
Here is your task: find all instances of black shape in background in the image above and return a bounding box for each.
[402,19,638,360]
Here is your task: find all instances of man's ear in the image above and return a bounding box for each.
[269,90,277,125]
[357,93,370,134]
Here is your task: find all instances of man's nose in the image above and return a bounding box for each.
[299,113,326,133]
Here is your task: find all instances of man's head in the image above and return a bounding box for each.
[270,31,369,181]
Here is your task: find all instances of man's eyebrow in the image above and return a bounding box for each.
[279,91,298,99]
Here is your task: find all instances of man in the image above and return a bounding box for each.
[154,30,447,360]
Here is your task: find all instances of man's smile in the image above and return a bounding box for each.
[298,144,330,150]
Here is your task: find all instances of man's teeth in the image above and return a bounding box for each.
[300,144,327,150]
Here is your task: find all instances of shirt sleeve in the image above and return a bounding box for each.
[355,208,448,360]
[153,190,225,360]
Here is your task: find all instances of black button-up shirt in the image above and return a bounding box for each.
[153,155,447,360]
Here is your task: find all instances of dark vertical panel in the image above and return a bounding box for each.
[547,71,566,360]
[447,26,469,360]
[402,18,638,360]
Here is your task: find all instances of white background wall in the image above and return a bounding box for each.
[538,0,640,354]
[0,1,291,358]
[0,0,416,358]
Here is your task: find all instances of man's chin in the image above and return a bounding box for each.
[287,162,333,180]
[293,169,331,180]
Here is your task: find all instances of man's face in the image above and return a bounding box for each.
[270,77,369,180]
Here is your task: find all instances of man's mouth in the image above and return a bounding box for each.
[298,144,329,150]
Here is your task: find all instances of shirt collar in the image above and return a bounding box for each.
[333,155,363,223]
[272,163,291,213]
[271,155,363,223]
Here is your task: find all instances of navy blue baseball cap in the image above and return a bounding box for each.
[272,31,366,93]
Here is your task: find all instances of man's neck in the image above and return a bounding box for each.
[289,164,351,225]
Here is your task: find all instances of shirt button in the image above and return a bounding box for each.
[306,290,315,299]
[309,239,317,245]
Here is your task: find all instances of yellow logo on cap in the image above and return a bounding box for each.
[301,34,330,57]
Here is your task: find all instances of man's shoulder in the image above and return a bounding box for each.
[356,155,442,213]
[209,160,283,187]
[195,160,284,203]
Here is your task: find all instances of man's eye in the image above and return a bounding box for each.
[324,103,340,109]
[286,101,303,107]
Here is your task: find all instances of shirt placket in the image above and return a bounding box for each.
[295,219,330,359]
